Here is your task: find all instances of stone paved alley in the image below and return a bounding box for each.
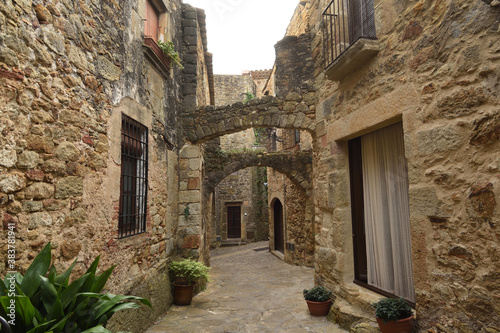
[145,242,346,333]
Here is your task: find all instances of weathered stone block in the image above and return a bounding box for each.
[25,169,45,181]
[470,111,500,145]
[24,183,55,200]
[97,56,122,81]
[437,88,486,119]
[55,176,83,199]
[0,148,17,168]
[466,183,496,220]
[27,135,55,154]
[61,240,81,259]
[34,4,52,23]
[409,186,447,218]
[0,46,19,67]
[28,212,53,228]
[42,27,65,55]
[22,201,43,212]
[17,150,40,169]
[58,109,87,127]
[416,125,462,155]
[55,142,80,162]
[179,190,200,203]
[0,172,26,193]
[182,235,200,249]
[66,43,87,70]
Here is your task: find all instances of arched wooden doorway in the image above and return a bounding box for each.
[273,199,284,253]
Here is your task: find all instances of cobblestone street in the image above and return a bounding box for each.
[145,242,346,333]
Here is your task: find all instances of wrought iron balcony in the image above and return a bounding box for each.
[323,0,377,74]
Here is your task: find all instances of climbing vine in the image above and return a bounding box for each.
[243,91,255,104]
[253,128,267,146]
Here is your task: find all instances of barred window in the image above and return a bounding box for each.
[119,115,148,238]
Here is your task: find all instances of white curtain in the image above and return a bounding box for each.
[361,123,415,302]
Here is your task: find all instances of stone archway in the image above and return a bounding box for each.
[181,94,316,144]
[177,34,317,261]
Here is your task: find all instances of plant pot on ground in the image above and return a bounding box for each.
[303,285,335,316]
[373,297,414,333]
[169,258,210,306]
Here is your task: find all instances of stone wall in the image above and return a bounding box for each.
[214,74,256,106]
[214,169,253,241]
[0,0,211,331]
[250,70,272,98]
[305,0,500,331]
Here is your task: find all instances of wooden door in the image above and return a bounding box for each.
[273,200,284,253]
[227,206,241,239]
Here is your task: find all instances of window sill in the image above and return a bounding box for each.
[325,38,379,82]
[143,37,171,77]
[353,280,416,308]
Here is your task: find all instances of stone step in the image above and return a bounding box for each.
[328,297,379,332]
[220,239,246,247]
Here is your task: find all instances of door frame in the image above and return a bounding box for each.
[271,198,284,253]
[226,203,242,239]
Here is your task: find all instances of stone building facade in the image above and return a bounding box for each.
[304,0,500,332]
[2,0,499,332]
[0,0,213,331]
[266,2,316,267]
[183,0,499,331]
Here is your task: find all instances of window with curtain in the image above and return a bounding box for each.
[348,122,415,302]
[119,115,148,238]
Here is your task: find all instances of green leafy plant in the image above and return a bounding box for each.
[157,40,184,69]
[303,286,334,302]
[169,259,210,287]
[253,128,266,145]
[183,206,190,220]
[0,243,151,333]
[243,91,255,104]
[372,297,413,323]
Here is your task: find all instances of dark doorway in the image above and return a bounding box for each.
[348,137,368,284]
[227,206,241,239]
[273,199,284,253]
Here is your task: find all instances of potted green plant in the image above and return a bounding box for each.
[169,259,210,306]
[373,297,413,333]
[303,285,334,316]
[157,40,184,69]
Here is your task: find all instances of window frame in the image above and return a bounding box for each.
[348,124,415,306]
[118,114,149,239]
[144,0,160,40]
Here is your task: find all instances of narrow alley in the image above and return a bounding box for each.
[145,242,346,333]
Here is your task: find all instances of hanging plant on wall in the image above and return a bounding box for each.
[158,41,184,69]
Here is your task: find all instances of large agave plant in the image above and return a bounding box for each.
[0,243,151,333]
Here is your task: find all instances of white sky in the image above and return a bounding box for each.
[184,0,300,75]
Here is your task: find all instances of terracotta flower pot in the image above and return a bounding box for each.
[376,315,413,333]
[173,282,195,306]
[305,299,332,316]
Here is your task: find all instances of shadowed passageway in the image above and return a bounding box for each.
[145,242,346,332]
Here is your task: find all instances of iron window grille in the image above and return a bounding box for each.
[323,0,377,69]
[119,115,148,238]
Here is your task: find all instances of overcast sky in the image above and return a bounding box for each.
[184,0,299,75]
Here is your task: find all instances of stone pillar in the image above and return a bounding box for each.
[178,143,202,257]
[274,33,315,99]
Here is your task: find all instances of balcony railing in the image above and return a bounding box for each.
[323,0,377,69]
